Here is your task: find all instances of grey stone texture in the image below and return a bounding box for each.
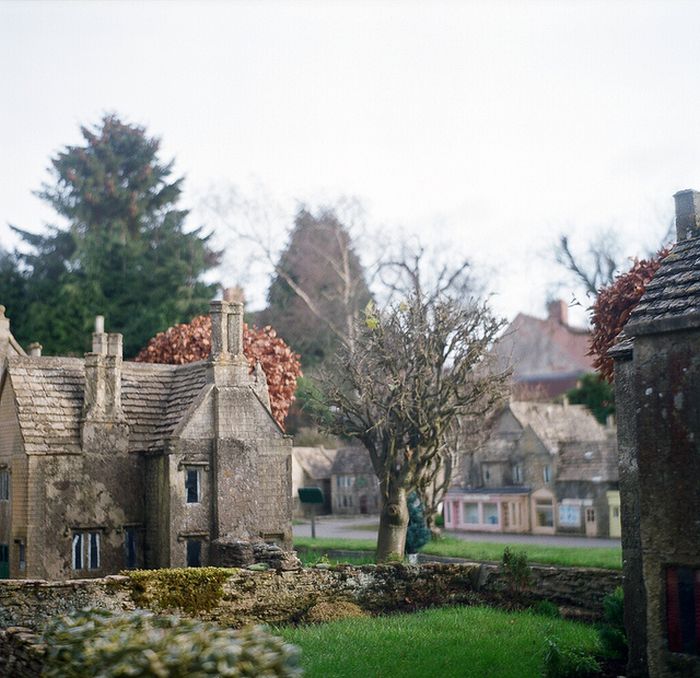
[0,300,292,579]
[0,562,620,631]
[613,189,700,677]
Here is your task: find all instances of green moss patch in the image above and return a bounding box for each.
[125,567,237,615]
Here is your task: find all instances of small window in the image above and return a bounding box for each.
[585,508,596,523]
[543,465,552,483]
[483,503,499,525]
[512,464,523,484]
[0,470,9,501]
[612,506,620,518]
[17,542,25,572]
[72,533,83,570]
[125,528,137,569]
[445,502,452,524]
[186,539,202,567]
[185,468,200,504]
[463,503,479,524]
[88,532,100,569]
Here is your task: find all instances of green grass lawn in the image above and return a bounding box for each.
[278,605,599,678]
[294,536,622,570]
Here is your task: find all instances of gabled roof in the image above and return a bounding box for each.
[292,447,338,480]
[508,401,609,455]
[331,446,374,475]
[5,356,207,455]
[492,311,592,380]
[557,440,619,483]
[626,236,700,334]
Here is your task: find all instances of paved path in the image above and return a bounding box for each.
[293,515,620,549]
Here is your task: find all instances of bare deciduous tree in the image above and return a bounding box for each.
[313,260,509,561]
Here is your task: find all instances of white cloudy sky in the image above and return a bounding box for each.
[2,0,700,324]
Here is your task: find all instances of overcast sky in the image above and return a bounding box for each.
[2,0,700,324]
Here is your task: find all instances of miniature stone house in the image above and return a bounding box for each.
[612,189,700,677]
[445,400,618,537]
[0,300,292,580]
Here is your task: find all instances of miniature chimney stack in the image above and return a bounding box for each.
[673,189,700,240]
[209,298,249,384]
[83,315,125,422]
[547,299,568,326]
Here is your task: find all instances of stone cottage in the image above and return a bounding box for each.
[444,400,619,537]
[0,300,292,580]
[331,446,381,515]
[612,189,700,677]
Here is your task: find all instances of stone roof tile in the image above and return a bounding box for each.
[7,356,208,455]
[627,236,700,333]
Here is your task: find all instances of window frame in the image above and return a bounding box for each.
[185,467,201,504]
[0,469,9,501]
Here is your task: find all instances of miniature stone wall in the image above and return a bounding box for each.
[0,562,620,632]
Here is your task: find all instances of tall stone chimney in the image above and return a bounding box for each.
[82,316,128,451]
[209,300,249,384]
[673,189,700,240]
[547,299,568,326]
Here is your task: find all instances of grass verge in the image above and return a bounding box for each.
[277,605,599,678]
[294,535,622,570]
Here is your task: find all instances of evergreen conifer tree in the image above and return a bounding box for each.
[5,115,218,356]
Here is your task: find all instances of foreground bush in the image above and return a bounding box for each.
[42,608,302,677]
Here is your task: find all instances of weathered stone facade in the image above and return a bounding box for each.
[0,300,292,579]
[613,189,700,677]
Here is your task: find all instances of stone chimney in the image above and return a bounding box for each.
[83,316,125,423]
[673,189,700,240]
[28,342,42,357]
[547,299,568,326]
[209,299,249,384]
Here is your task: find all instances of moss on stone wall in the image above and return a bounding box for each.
[126,567,237,615]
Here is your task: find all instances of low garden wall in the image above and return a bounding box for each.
[0,561,621,629]
[0,562,622,673]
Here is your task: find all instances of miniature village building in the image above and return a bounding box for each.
[612,189,700,677]
[444,400,619,538]
[0,300,292,579]
[490,299,594,400]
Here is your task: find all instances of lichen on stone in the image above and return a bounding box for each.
[125,567,237,615]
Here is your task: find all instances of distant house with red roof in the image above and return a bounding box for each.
[491,299,593,399]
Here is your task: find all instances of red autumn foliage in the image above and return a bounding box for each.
[135,315,302,428]
[589,248,669,382]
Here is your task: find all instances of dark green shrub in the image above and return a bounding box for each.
[543,638,601,678]
[532,600,561,618]
[42,608,302,677]
[405,492,431,554]
[598,586,627,659]
[501,546,532,596]
[434,513,445,528]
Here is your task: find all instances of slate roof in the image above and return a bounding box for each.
[292,447,338,480]
[626,236,700,334]
[6,356,208,455]
[331,446,374,475]
[557,440,619,483]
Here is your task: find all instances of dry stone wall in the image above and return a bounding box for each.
[0,562,620,631]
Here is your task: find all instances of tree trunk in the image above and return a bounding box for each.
[376,481,409,562]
